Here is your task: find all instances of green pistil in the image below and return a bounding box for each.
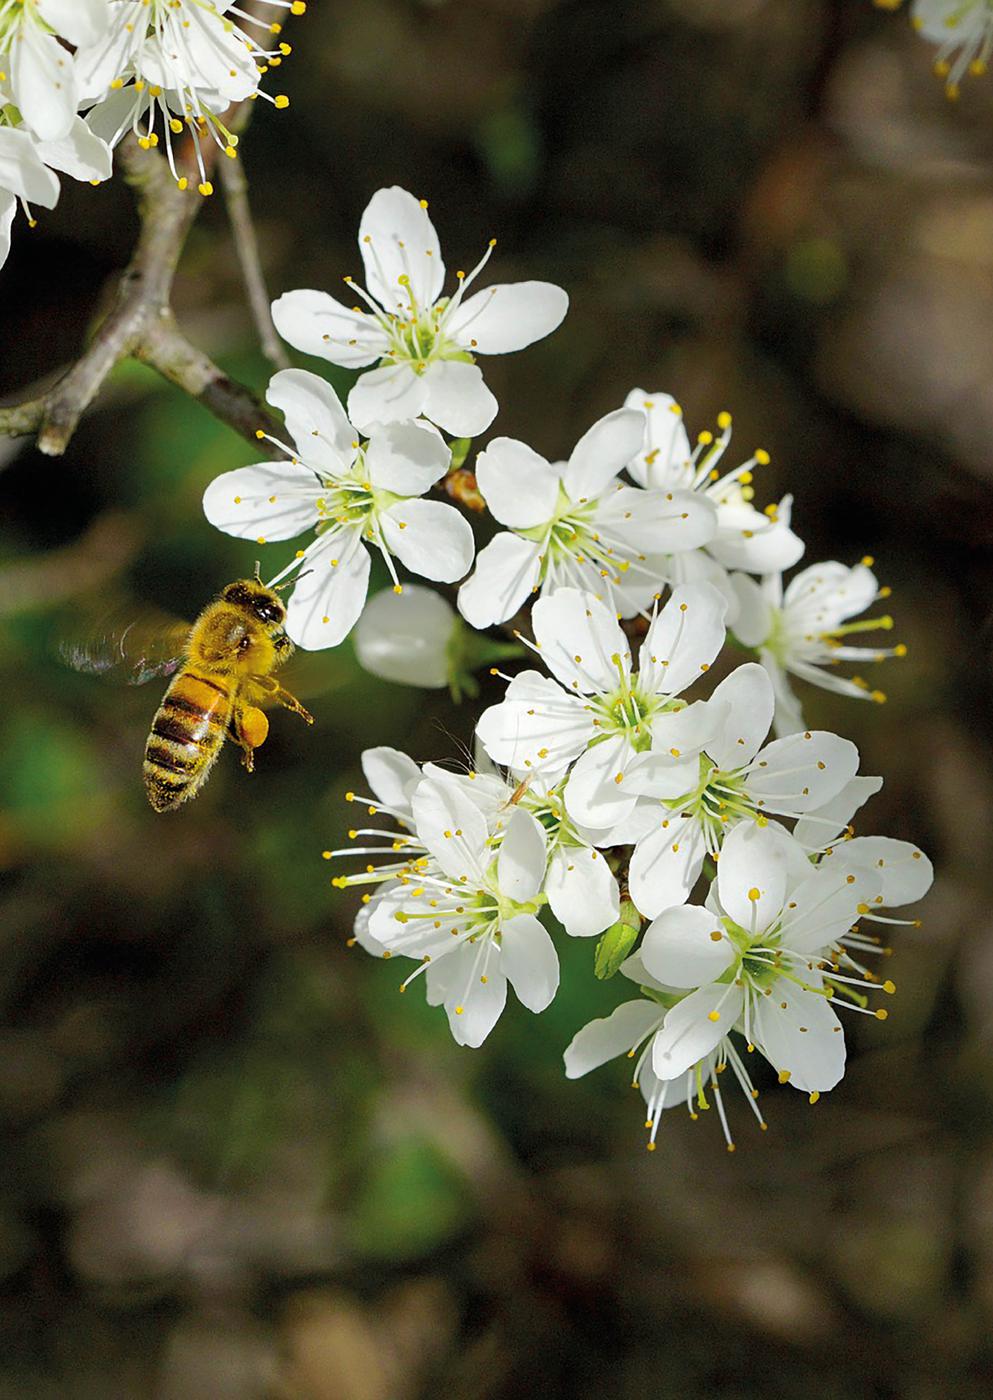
[314,456,402,532]
[589,669,682,753]
[661,756,759,839]
[378,293,474,374]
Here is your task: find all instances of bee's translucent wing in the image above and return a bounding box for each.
[59,605,192,686]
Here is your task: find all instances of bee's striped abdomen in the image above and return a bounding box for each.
[143,670,232,812]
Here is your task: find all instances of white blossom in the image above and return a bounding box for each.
[428,758,621,939]
[729,559,905,736]
[202,368,474,650]
[78,0,296,193]
[564,952,768,1152]
[355,584,457,690]
[623,390,805,605]
[639,822,886,1097]
[476,584,728,836]
[0,0,110,142]
[457,408,716,629]
[364,773,560,1047]
[627,662,861,918]
[271,185,569,438]
[907,0,993,97]
[0,108,112,271]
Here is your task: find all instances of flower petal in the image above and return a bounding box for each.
[497,807,547,903]
[629,812,709,920]
[202,461,318,541]
[640,904,735,988]
[0,128,60,208]
[422,359,497,437]
[563,734,642,831]
[562,408,647,503]
[458,533,542,630]
[823,836,933,908]
[649,699,726,765]
[0,193,14,272]
[365,420,451,495]
[704,663,774,770]
[476,670,593,777]
[500,913,559,1013]
[727,572,774,647]
[271,289,389,368]
[431,947,507,1048]
[359,186,445,313]
[778,861,879,955]
[749,731,859,815]
[545,844,620,938]
[34,116,112,182]
[596,485,717,555]
[361,746,422,816]
[37,0,109,44]
[716,821,793,933]
[285,536,371,649]
[792,775,883,850]
[474,437,559,528]
[531,587,631,694]
[638,583,727,697]
[12,29,77,141]
[446,280,568,353]
[348,363,428,433]
[267,368,355,470]
[624,389,693,490]
[411,772,490,881]
[652,983,743,1081]
[355,585,454,689]
[380,499,475,583]
[710,496,805,573]
[753,980,846,1094]
[564,1000,662,1078]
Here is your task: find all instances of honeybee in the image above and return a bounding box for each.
[63,576,314,811]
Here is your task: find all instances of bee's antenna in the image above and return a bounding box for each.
[274,569,311,592]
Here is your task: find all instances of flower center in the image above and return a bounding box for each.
[377,288,473,375]
[313,451,398,536]
[663,757,759,847]
[587,656,680,753]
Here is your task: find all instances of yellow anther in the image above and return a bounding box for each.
[274,95,290,109]
[198,181,214,197]
[754,448,770,465]
[717,410,732,430]
[808,1091,820,1105]
[777,1070,791,1084]
[882,980,896,994]
[697,430,713,446]
[748,887,760,902]
[707,1010,721,1023]
[875,1007,888,1020]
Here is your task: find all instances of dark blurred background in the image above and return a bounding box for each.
[1,1,991,1395]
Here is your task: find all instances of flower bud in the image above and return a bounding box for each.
[593,900,642,980]
[355,585,457,689]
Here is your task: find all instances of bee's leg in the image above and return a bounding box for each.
[250,675,315,724]
[230,704,270,772]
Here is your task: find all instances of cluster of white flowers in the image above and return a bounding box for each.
[878,0,993,98]
[0,0,302,270]
[202,184,933,1152]
[218,186,935,1148]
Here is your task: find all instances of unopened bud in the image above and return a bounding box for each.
[594,900,642,980]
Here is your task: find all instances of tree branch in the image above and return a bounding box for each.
[0,0,291,461]
[219,150,290,371]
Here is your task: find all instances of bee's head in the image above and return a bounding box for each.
[221,579,286,627]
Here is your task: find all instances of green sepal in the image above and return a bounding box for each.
[594,899,643,980]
